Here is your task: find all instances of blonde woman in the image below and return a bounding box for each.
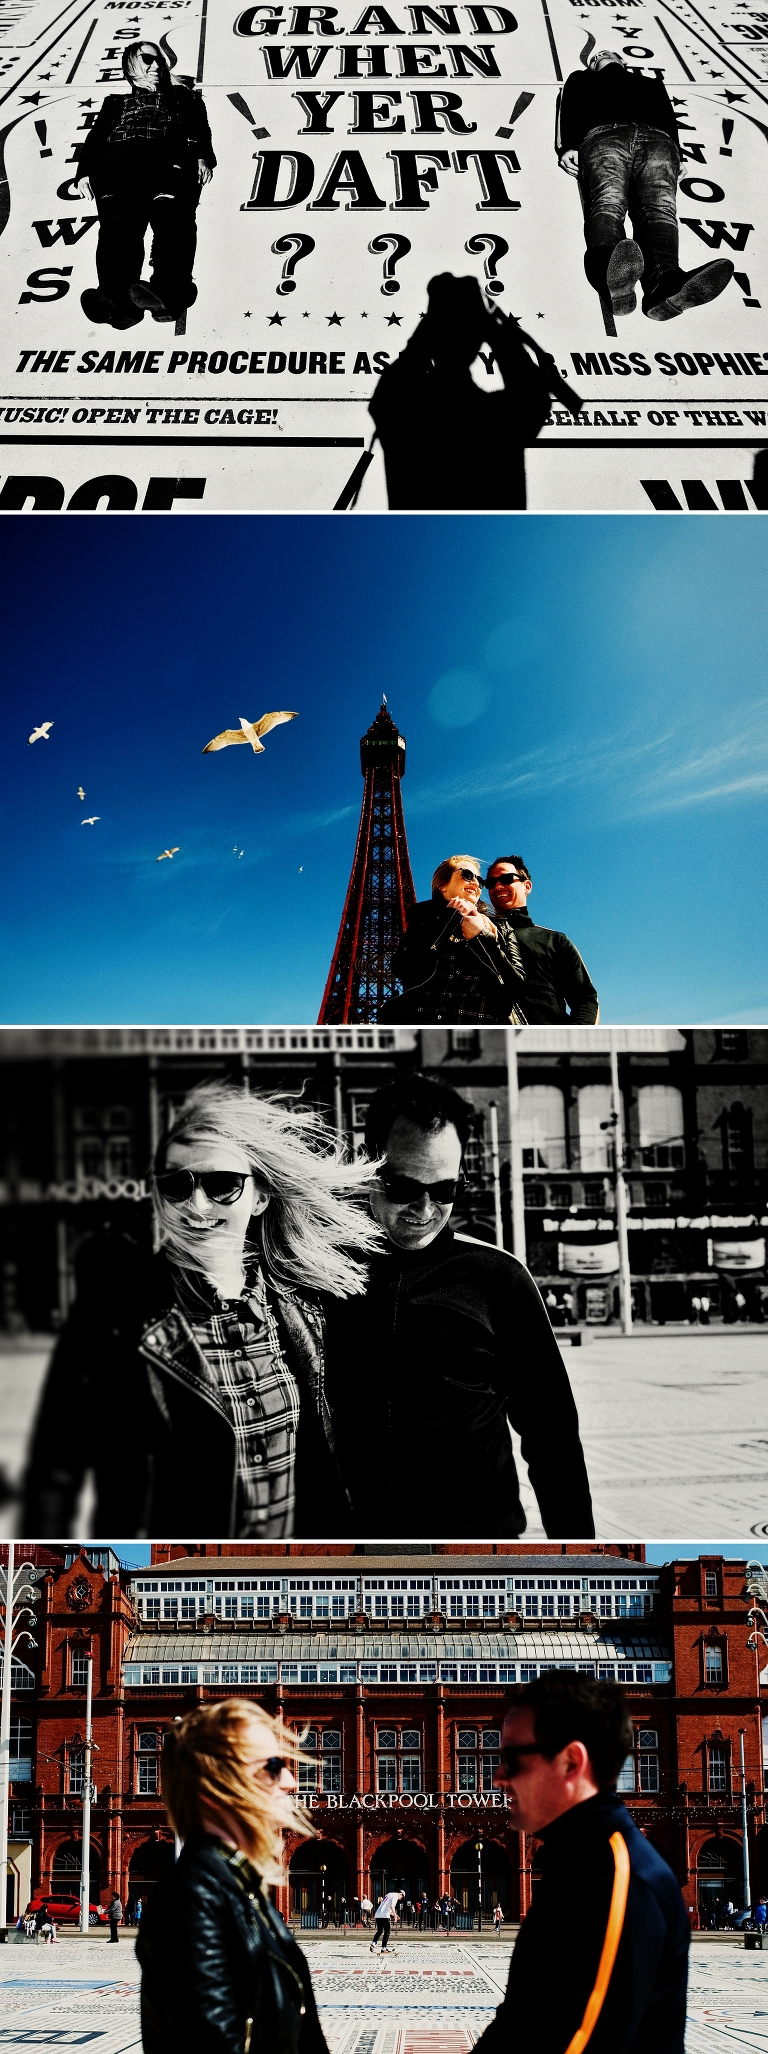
[23,1082,381,1539]
[137,1700,328,2054]
[383,854,527,1023]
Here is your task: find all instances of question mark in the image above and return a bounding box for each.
[465,233,509,297]
[368,233,412,294]
[271,233,315,294]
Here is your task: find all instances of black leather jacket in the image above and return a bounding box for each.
[136,1835,328,2054]
[386,897,528,1023]
[77,84,216,183]
[21,1229,350,1539]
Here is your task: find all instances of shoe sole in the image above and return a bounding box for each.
[606,239,643,316]
[645,260,734,319]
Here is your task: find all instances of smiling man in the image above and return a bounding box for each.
[486,855,599,1024]
[323,1074,594,1539]
[475,1672,689,2054]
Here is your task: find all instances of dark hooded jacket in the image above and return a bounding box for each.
[324,1225,594,1537]
[492,906,598,1023]
[136,1834,327,2054]
[21,1228,349,1539]
[475,1789,689,2054]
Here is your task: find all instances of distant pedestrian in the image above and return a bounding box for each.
[493,1904,504,1936]
[754,1899,767,1930]
[108,1894,123,1942]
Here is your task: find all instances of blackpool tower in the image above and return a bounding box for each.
[318,700,416,1024]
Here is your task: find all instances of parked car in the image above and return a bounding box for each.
[25,1892,108,1927]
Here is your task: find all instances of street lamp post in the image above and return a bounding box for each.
[738,1731,751,1917]
[476,1840,483,1935]
[488,1104,504,1250]
[505,1030,527,1266]
[609,1031,633,1336]
[80,1654,94,1934]
[0,1548,39,1940]
[320,1864,326,1928]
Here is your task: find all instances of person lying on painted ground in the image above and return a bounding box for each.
[556,49,733,323]
[324,1073,595,1541]
[485,854,599,1024]
[475,1671,689,2054]
[22,1080,380,1539]
[383,852,528,1024]
[75,42,215,331]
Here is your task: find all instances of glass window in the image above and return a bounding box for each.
[709,1745,728,1793]
[482,1731,501,1749]
[322,1730,341,1750]
[705,1645,724,1683]
[144,1598,160,1620]
[377,1729,397,1749]
[577,1084,613,1172]
[401,1730,421,1750]
[138,1757,159,1795]
[402,1756,422,1792]
[617,1756,635,1792]
[637,1084,684,1169]
[457,1730,477,1749]
[458,1754,477,1791]
[69,1751,85,1795]
[321,1759,341,1792]
[638,1730,658,1750]
[138,1729,158,1751]
[298,1761,318,1791]
[378,1756,397,1792]
[481,1755,499,1791]
[299,1728,318,1751]
[518,1086,567,1170]
[705,1571,718,1597]
[638,1755,659,1793]
[71,1651,89,1687]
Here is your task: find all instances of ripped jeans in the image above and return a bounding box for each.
[578,123,680,296]
[94,142,199,314]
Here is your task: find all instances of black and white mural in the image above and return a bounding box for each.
[1,0,767,505]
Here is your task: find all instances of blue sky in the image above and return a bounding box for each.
[1,515,766,1025]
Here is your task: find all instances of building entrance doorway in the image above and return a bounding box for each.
[370,1837,429,1909]
[289,1839,349,1922]
[451,1839,511,1917]
[697,1839,743,1923]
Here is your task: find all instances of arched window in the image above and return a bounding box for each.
[518,1087,566,1170]
[637,1086,684,1169]
[577,1086,613,1172]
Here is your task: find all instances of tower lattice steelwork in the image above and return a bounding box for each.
[318,701,416,1024]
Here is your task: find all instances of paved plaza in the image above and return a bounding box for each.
[0,1931,766,2052]
[0,1326,766,1542]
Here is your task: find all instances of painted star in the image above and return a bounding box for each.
[326,311,343,325]
[385,312,402,325]
[267,312,285,325]
[360,311,368,318]
[20,91,44,103]
[537,312,544,319]
[302,311,310,318]
[244,311,251,318]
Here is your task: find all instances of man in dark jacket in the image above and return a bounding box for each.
[476,1671,689,2054]
[324,1074,594,1538]
[76,41,215,329]
[557,49,733,321]
[388,852,528,1024]
[21,1227,349,1539]
[486,855,599,1023]
[137,1832,327,2054]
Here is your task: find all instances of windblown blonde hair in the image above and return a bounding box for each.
[152,1080,382,1298]
[161,1700,313,1881]
[431,854,483,898]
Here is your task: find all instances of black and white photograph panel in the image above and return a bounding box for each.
[0,1023,765,1542]
[2,0,768,506]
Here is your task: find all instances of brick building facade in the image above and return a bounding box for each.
[5,1543,766,1927]
[1,1024,766,1332]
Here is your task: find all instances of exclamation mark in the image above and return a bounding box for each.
[720,118,733,154]
[733,269,760,307]
[35,118,52,157]
[228,90,270,142]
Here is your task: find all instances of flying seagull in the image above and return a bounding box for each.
[157,847,180,861]
[203,711,298,756]
[77,786,85,800]
[29,722,53,744]
[82,816,100,826]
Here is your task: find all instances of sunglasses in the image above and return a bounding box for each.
[452,867,483,885]
[498,1745,542,1775]
[154,1169,249,1205]
[377,1170,464,1205]
[260,1756,287,1781]
[488,873,525,885]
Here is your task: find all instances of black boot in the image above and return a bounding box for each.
[643,259,733,319]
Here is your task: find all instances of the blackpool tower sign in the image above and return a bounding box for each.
[0,0,766,510]
[318,698,415,1024]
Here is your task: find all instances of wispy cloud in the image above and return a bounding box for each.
[405,702,768,825]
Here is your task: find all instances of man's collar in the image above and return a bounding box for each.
[493,905,533,925]
[539,1787,623,1849]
